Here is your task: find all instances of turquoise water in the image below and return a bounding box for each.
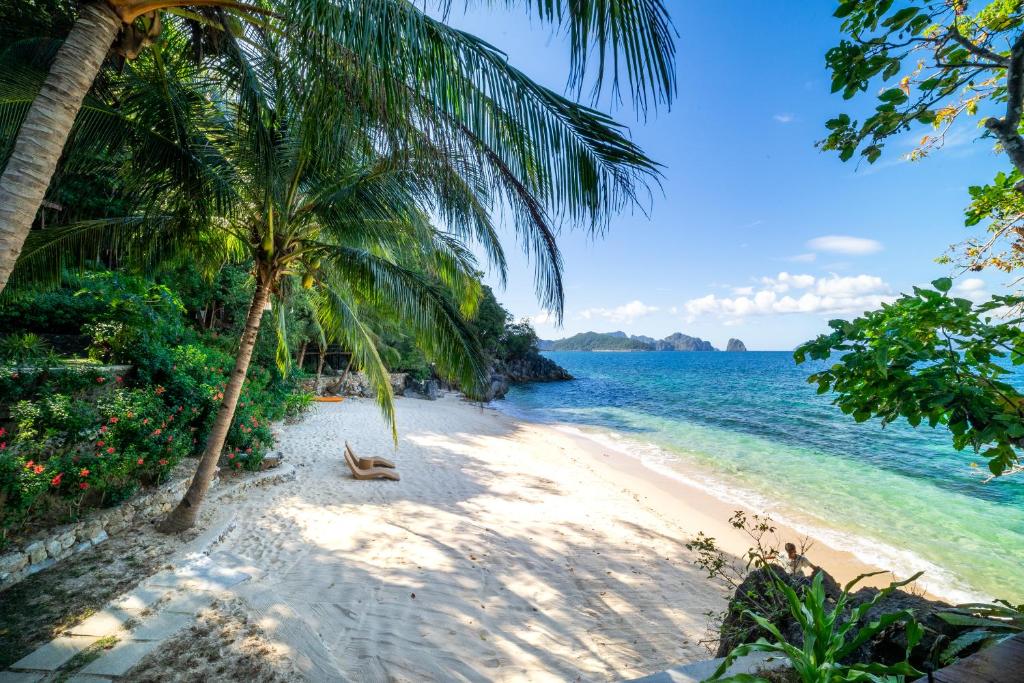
[501,351,1024,602]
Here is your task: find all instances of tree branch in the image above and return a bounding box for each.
[985,31,1024,177]
[947,26,1009,67]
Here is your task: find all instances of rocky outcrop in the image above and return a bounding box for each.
[303,372,441,400]
[654,333,715,352]
[483,355,573,401]
[716,566,957,668]
[726,338,748,352]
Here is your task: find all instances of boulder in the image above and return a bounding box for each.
[726,338,748,352]
[716,566,954,669]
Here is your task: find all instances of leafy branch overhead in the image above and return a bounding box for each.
[820,0,1024,271]
[795,278,1024,477]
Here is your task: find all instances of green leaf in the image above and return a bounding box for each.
[932,277,953,293]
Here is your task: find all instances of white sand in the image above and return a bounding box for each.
[215,394,733,681]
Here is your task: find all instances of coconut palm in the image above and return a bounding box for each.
[6,6,674,530]
[0,0,676,296]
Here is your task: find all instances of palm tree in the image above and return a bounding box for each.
[6,8,674,531]
[0,0,676,296]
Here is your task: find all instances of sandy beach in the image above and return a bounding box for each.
[209,392,898,681]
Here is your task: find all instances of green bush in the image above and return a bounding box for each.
[0,269,301,541]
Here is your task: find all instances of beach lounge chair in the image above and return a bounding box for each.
[343,444,400,481]
[345,442,396,469]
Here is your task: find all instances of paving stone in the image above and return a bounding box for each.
[159,591,215,615]
[64,675,113,683]
[149,556,250,591]
[108,585,169,612]
[79,639,161,677]
[129,611,192,641]
[0,672,46,683]
[65,608,134,637]
[10,635,100,671]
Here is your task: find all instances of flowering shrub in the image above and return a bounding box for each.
[0,388,193,537]
[0,269,306,541]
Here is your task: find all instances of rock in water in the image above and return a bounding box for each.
[726,338,747,352]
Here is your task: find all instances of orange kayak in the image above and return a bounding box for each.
[315,396,346,403]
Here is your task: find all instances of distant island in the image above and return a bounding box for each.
[538,331,747,352]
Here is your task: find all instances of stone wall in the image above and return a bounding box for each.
[0,471,193,590]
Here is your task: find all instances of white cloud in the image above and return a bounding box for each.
[682,272,894,322]
[530,311,557,326]
[578,300,659,324]
[783,252,817,263]
[953,277,988,303]
[806,235,883,255]
[954,277,985,293]
[774,113,796,124]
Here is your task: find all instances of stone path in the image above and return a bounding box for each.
[0,464,294,683]
[2,552,253,682]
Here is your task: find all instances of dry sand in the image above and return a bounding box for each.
[209,393,896,681]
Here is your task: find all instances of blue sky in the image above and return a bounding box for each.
[447,2,1005,350]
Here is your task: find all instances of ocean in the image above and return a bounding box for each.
[498,351,1024,604]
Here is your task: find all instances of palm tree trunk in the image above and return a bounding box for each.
[0,3,122,294]
[158,277,271,532]
[296,340,307,370]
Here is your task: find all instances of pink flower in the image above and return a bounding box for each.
[142,418,149,425]
[137,458,144,465]
[106,447,115,454]
[227,453,235,459]
[115,376,123,383]
[0,442,5,450]
[79,482,89,490]
[158,459,168,466]
[0,427,5,437]
[50,473,63,487]
[99,426,107,434]
[97,441,105,447]
[96,376,106,383]
[79,468,90,477]
[108,417,119,424]
[153,428,162,436]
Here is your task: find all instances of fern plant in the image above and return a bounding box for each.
[710,571,925,683]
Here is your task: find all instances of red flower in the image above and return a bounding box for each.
[96,376,106,383]
[79,482,89,490]
[50,473,63,487]
[97,441,105,447]
[153,428,162,436]
[137,458,144,465]
[142,418,149,425]
[106,447,115,454]
[25,460,34,468]
[227,453,235,459]
[0,442,6,450]
[79,468,90,477]
[115,376,123,383]
[108,417,119,424]
[245,447,252,453]
[33,465,44,474]
[158,459,168,466]
[99,426,107,434]
[0,427,5,437]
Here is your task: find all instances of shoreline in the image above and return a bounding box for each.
[484,401,977,604]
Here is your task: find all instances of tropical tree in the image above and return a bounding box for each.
[0,0,677,296]
[795,1,1024,479]
[819,0,1024,272]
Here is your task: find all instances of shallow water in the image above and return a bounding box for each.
[501,351,1024,603]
